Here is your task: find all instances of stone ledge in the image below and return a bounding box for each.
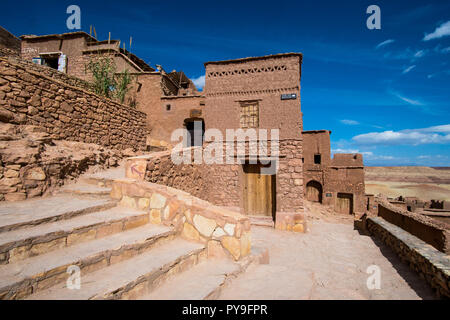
[111,179,251,261]
[377,201,449,253]
[367,217,450,298]
[275,212,307,233]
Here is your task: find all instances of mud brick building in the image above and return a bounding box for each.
[20,32,153,79]
[19,32,202,146]
[129,67,203,145]
[302,130,365,214]
[203,53,304,218]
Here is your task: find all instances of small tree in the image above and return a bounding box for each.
[113,69,134,104]
[85,55,136,107]
[85,55,116,98]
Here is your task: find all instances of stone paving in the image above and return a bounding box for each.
[219,220,436,300]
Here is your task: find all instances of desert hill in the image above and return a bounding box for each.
[365,166,450,201]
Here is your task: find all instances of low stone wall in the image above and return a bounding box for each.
[125,148,241,208]
[378,201,450,254]
[110,178,251,261]
[367,217,450,298]
[0,57,147,150]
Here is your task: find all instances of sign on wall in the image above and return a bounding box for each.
[281,93,297,100]
[190,109,202,118]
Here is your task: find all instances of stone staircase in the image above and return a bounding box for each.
[0,166,260,300]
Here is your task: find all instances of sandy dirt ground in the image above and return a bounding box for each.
[219,219,436,300]
[365,167,450,200]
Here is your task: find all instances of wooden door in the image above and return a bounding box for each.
[306,181,322,203]
[336,193,353,215]
[243,164,274,216]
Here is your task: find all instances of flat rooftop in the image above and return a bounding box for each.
[204,52,302,66]
[302,130,332,135]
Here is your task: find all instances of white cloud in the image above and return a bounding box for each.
[389,91,424,106]
[376,39,395,49]
[340,119,359,125]
[413,124,450,133]
[192,75,205,90]
[414,50,426,58]
[352,124,450,146]
[402,65,416,74]
[423,20,450,41]
[331,148,373,156]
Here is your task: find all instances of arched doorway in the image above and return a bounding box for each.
[306,180,323,203]
[184,118,205,147]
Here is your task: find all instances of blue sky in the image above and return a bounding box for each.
[1,0,449,166]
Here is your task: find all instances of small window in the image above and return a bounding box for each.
[166,104,171,111]
[314,154,321,164]
[240,102,259,128]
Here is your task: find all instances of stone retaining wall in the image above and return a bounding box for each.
[367,217,450,298]
[378,200,450,254]
[110,178,251,261]
[4,56,93,92]
[0,57,147,150]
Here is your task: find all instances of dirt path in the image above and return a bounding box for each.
[219,220,436,300]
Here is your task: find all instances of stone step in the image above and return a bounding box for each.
[0,206,150,264]
[58,183,111,198]
[138,259,240,300]
[80,167,125,188]
[0,224,174,300]
[0,195,116,233]
[249,216,274,228]
[26,238,205,300]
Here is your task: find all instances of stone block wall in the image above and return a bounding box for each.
[0,123,125,201]
[110,178,251,261]
[378,200,450,254]
[278,139,304,212]
[126,148,241,208]
[0,57,147,150]
[367,217,450,298]
[4,56,93,92]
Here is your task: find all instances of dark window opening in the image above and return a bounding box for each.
[42,57,59,70]
[166,104,171,111]
[185,119,205,147]
[314,154,321,164]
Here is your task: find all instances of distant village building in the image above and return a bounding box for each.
[302,130,365,214]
